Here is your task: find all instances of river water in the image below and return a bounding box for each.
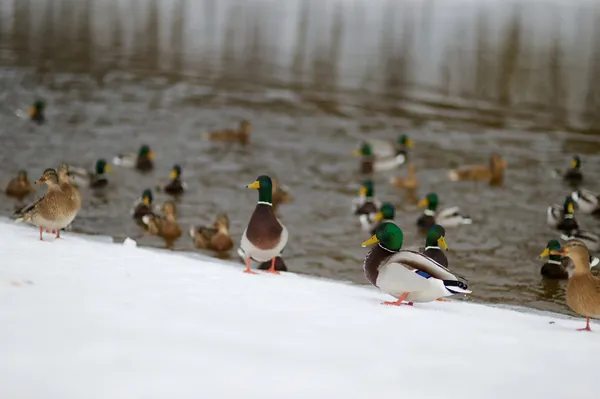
[1,0,600,315]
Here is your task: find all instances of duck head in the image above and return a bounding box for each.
[361,222,404,252]
[247,175,273,205]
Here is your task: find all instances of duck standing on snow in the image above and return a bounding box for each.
[553,155,583,186]
[142,201,182,249]
[361,222,470,306]
[416,192,471,231]
[69,159,112,189]
[190,213,233,253]
[448,153,506,186]
[541,240,600,331]
[352,180,382,231]
[5,170,35,201]
[239,175,288,274]
[159,164,186,196]
[113,144,154,172]
[204,120,252,145]
[366,203,395,235]
[538,239,599,279]
[132,189,156,225]
[419,224,449,268]
[571,189,600,216]
[353,142,406,174]
[366,134,414,159]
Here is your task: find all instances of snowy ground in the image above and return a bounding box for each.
[0,220,598,399]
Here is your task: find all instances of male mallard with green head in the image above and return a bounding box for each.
[69,159,112,189]
[546,196,600,251]
[416,192,471,231]
[29,100,45,124]
[162,164,186,196]
[113,144,155,172]
[366,134,414,159]
[240,175,288,274]
[367,202,395,235]
[553,155,583,186]
[5,170,35,201]
[361,222,470,306]
[353,142,405,174]
[352,179,382,230]
[132,189,156,224]
[420,224,449,268]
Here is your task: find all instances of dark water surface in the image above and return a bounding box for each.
[2,0,600,315]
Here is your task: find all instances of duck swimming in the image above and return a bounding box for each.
[353,142,406,174]
[366,134,414,159]
[571,189,600,217]
[113,144,155,172]
[29,100,45,124]
[352,180,382,231]
[366,202,395,235]
[553,155,582,186]
[161,164,186,196]
[132,189,156,225]
[69,159,112,189]
[5,170,35,201]
[204,120,252,145]
[448,153,506,186]
[538,239,599,280]
[361,222,470,306]
[416,192,472,231]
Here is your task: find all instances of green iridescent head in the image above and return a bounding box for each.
[425,224,448,250]
[361,222,404,252]
[359,180,374,198]
[418,192,439,212]
[374,203,395,222]
[34,100,45,110]
[95,159,111,174]
[141,189,153,205]
[398,134,413,148]
[563,196,575,215]
[247,175,273,204]
[354,142,373,157]
[539,239,563,261]
[170,164,182,179]
[139,145,154,159]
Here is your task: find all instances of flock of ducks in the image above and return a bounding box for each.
[6,101,600,331]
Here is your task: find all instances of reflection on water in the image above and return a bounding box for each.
[1,0,600,316]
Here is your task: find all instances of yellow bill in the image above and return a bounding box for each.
[142,196,150,206]
[567,203,574,213]
[352,148,362,156]
[148,151,155,160]
[105,165,112,173]
[359,186,367,196]
[170,170,178,179]
[571,159,577,168]
[418,198,428,208]
[361,235,379,247]
[405,138,414,149]
[438,236,448,251]
[247,181,260,189]
[538,248,550,258]
[28,106,36,117]
[373,212,384,222]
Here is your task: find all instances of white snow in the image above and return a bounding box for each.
[0,220,598,399]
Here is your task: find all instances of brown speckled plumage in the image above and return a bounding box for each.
[205,121,252,145]
[5,171,35,201]
[190,213,234,253]
[144,201,182,249]
[448,153,506,186]
[564,241,600,322]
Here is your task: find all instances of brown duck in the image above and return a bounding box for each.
[204,121,252,145]
[5,170,35,201]
[143,201,182,249]
[189,213,234,253]
[448,153,507,186]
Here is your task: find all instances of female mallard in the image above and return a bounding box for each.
[448,153,506,186]
[366,203,395,235]
[353,142,406,174]
[417,192,471,231]
[361,222,470,305]
[541,240,600,331]
[547,196,578,233]
[5,170,35,201]
[390,164,418,191]
[160,164,186,196]
[190,213,233,253]
[113,144,154,172]
[29,100,45,124]
[553,155,583,186]
[538,239,599,280]
[142,201,182,249]
[15,169,75,240]
[203,120,252,145]
[351,180,382,231]
[366,134,414,159]
[419,224,449,268]
[69,159,112,189]
[132,189,156,224]
[571,189,600,216]
[240,175,288,274]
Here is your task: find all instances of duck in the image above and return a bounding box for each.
[351,180,382,231]
[239,175,288,274]
[366,134,414,159]
[69,159,112,189]
[132,189,156,225]
[448,153,506,186]
[353,142,406,174]
[55,164,82,236]
[553,155,583,186]
[142,201,182,249]
[560,230,600,253]
[113,144,154,172]
[419,224,449,268]
[236,248,289,272]
[271,176,293,209]
[547,196,578,233]
[416,192,472,231]
[5,170,35,201]
[160,164,186,196]
[189,213,234,253]
[538,239,599,280]
[361,222,471,305]
[390,164,418,191]
[14,169,75,240]
[571,189,600,216]
[29,100,45,124]
[541,240,600,331]
[366,203,395,235]
[203,120,252,145]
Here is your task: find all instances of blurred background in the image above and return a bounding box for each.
[1,0,600,315]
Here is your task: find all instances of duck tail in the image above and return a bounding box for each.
[14,217,24,223]
[141,215,151,226]
[461,216,473,225]
[443,279,471,294]
[448,170,459,181]
[112,156,124,166]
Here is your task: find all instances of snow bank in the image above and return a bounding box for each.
[0,221,598,399]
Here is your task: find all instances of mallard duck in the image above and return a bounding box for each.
[351,180,382,230]
[56,164,82,235]
[236,248,289,272]
[419,224,449,268]
[132,189,156,224]
[142,201,182,249]
[14,169,76,240]
[69,159,112,189]
[272,176,293,209]
[390,164,418,190]
[366,203,395,235]
[538,239,599,280]
[353,142,406,174]
[448,153,506,186]
[417,192,472,231]
[571,189,600,216]
[189,213,233,253]
[203,120,252,145]
[547,196,579,234]
[361,222,470,305]
[239,175,288,274]
[29,100,45,124]
[541,240,600,331]
[161,164,186,196]
[366,134,414,158]
[113,144,154,172]
[553,155,583,186]
[5,170,35,201]
[560,230,600,252]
